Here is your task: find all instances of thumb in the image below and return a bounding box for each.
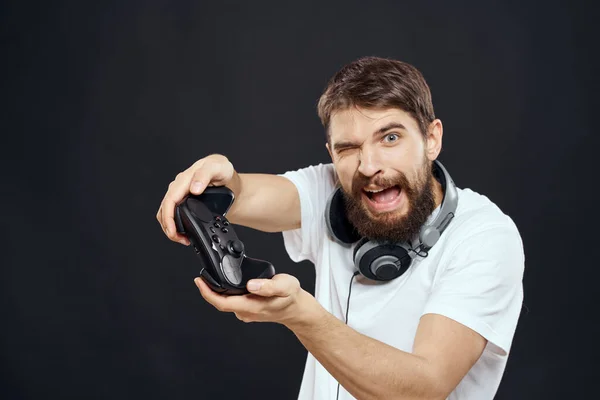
[247,274,299,297]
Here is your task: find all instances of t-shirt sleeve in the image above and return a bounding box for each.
[278,163,336,264]
[422,224,525,356]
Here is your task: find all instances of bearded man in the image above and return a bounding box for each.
[157,56,525,400]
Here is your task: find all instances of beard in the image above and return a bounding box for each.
[341,161,436,243]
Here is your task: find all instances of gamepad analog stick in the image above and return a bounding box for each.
[228,240,244,257]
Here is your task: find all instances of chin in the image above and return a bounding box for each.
[363,201,408,219]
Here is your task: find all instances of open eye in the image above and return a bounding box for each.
[384,133,400,143]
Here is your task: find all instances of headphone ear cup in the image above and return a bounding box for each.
[355,240,413,281]
[353,237,372,278]
[353,237,371,260]
[325,188,361,244]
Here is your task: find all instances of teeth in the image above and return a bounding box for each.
[365,188,385,193]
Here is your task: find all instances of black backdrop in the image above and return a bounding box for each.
[2,1,598,399]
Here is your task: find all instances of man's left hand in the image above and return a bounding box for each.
[194,273,318,327]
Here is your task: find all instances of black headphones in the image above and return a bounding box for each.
[324,160,458,281]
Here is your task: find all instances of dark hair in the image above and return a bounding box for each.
[317,56,435,140]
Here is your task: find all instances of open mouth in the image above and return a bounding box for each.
[362,185,404,212]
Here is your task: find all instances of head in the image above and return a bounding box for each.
[320,56,444,242]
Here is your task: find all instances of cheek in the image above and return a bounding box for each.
[334,160,357,190]
[383,143,422,169]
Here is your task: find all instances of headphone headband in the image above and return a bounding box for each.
[419,160,458,249]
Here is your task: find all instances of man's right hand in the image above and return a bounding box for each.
[156,154,237,246]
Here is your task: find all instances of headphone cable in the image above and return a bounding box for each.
[336,270,360,400]
[408,244,429,258]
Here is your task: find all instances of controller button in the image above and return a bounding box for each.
[214,222,221,228]
[221,228,228,233]
[223,221,230,226]
[212,235,220,243]
[215,216,221,221]
[219,244,226,251]
[209,227,216,233]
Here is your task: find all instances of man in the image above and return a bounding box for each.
[156,56,524,400]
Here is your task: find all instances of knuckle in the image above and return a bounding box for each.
[235,313,253,323]
[208,153,227,162]
[218,304,230,313]
[192,169,206,181]
[192,157,206,168]
[208,155,230,170]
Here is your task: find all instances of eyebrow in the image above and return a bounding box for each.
[332,122,408,153]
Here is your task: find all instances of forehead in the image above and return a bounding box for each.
[329,107,420,141]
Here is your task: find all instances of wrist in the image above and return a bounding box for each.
[283,289,329,334]
[226,171,243,219]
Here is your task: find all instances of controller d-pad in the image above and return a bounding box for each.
[222,254,242,285]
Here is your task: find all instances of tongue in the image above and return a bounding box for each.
[371,187,400,203]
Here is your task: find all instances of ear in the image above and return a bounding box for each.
[426,119,443,161]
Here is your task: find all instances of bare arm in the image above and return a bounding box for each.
[195,276,488,400]
[157,154,301,245]
[226,172,301,232]
[290,292,487,400]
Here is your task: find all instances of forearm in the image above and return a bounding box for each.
[226,172,301,232]
[287,291,445,400]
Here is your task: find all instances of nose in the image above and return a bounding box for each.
[357,147,382,178]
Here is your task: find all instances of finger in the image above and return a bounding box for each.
[161,202,189,246]
[247,274,300,297]
[195,278,261,313]
[189,161,230,194]
[161,181,194,244]
[195,277,232,311]
[156,205,185,243]
[156,205,164,230]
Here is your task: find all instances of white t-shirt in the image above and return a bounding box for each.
[279,163,525,400]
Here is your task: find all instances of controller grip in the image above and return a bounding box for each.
[174,207,185,233]
[241,256,276,283]
[203,257,275,296]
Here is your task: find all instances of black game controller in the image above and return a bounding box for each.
[174,186,275,295]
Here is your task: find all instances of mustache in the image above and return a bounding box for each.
[350,172,413,198]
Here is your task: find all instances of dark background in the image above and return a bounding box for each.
[2,0,598,399]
